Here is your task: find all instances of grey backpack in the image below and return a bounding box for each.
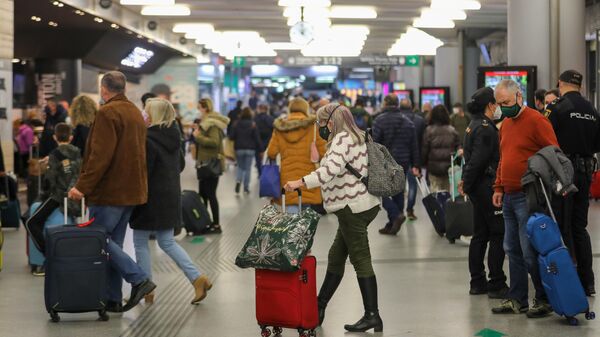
[346,132,405,197]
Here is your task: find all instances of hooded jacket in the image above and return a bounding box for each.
[229,119,262,151]
[44,143,82,215]
[267,112,327,205]
[422,124,460,176]
[195,112,230,165]
[131,124,185,231]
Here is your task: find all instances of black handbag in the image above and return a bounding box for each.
[196,158,222,180]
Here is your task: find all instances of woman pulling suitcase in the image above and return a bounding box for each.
[284,103,383,333]
[130,98,213,305]
[459,87,509,298]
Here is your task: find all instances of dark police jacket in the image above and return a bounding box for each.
[546,91,600,157]
[462,114,499,194]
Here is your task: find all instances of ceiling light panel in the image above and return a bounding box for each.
[328,6,377,19]
[388,27,444,56]
[120,0,174,4]
[430,0,481,11]
[421,8,466,21]
[413,17,455,28]
[278,0,330,7]
[141,4,190,16]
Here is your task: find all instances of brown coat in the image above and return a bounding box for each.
[75,94,148,206]
[267,112,326,205]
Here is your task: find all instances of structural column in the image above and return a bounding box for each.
[558,0,585,76]
[0,0,14,171]
[507,0,551,89]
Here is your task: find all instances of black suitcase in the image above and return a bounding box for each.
[44,198,109,323]
[418,177,445,236]
[0,175,21,229]
[444,198,474,242]
[181,190,211,235]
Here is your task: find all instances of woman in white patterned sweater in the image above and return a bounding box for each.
[285,103,383,333]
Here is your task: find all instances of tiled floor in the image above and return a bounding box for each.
[1,157,600,337]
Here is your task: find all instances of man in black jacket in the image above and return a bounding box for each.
[254,103,274,176]
[39,97,67,157]
[399,98,425,220]
[373,94,420,235]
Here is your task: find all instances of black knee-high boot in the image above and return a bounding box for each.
[317,272,343,326]
[344,276,383,332]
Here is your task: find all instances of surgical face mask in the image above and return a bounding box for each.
[493,105,503,120]
[453,107,460,114]
[99,98,105,106]
[500,94,522,118]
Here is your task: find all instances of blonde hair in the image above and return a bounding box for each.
[316,103,365,146]
[145,97,175,128]
[199,98,214,113]
[70,95,97,127]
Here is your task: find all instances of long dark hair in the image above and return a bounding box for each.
[429,105,450,126]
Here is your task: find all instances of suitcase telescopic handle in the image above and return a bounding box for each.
[281,188,302,214]
[537,176,557,223]
[63,196,86,224]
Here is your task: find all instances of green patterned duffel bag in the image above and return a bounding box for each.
[235,189,320,271]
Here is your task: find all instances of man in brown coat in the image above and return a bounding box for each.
[68,71,155,312]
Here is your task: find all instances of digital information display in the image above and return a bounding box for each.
[484,70,530,106]
[420,88,447,108]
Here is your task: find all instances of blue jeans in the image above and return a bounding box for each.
[502,192,546,305]
[406,170,417,211]
[382,192,404,224]
[89,205,148,302]
[133,229,202,283]
[236,150,255,190]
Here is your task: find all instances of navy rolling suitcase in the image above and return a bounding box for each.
[44,198,109,323]
[526,178,595,325]
[418,177,445,236]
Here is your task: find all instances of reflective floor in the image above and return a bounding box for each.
[1,157,600,337]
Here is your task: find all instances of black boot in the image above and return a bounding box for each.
[317,272,343,326]
[344,276,383,332]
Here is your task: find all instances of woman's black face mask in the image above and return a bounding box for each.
[319,105,341,140]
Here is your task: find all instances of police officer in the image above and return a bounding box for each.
[459,87,508,298]
[546,70,600,296]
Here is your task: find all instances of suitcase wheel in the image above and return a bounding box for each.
[447,237,456,244]
[586,311,596,320]
[297,329,316,337]
[50,311,60,323]
[567,316,579,326]
[99,310,110,322]
[273,327,283,335]
[260,327,271,337]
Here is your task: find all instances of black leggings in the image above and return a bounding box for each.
[199,176,220,225]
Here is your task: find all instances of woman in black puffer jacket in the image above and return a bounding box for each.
[130,98,212,305]
[422,105,460,192]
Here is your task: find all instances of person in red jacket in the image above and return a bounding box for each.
[490,79,558,318]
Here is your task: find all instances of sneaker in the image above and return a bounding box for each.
[491,299,528,314]
[526,299,553,318]
[488,286,509,299]
[32,265,45,277]
[407,210,417,221]
[235,182,241,194]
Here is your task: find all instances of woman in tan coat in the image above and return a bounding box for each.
[267,97,326,213]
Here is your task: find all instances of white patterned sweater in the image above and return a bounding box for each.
[303,131,381,213]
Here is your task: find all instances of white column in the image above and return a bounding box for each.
[0,0,13,171]
[558,0,586,75]
[507,0,551,89]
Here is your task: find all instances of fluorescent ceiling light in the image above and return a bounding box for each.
[388,27,444,56]
[252,65,281,76]
[269,42,302,50]
[121,47,154,68]
[278,0,330,7]
[172,23,214,33]
[421,8,466,21]
[431,0,481,11]
[141,4,190,16]
[413,17,455,28]
[120,0,174,5]
[329,25,370,36]
[329,6,377,19]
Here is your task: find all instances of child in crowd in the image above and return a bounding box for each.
[26,123,82,262]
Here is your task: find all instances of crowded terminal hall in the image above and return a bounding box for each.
[2,0,600,336]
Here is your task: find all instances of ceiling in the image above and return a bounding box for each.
[139,0,508,56]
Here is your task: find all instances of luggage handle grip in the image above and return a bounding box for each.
[281,188,302,214]
[64,196,89,225]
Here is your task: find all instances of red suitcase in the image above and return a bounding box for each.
[590,171,600,200]
[255,256,318,337]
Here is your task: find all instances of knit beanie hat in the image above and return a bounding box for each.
[288,97,309,115]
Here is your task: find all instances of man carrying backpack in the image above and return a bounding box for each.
[373,94,421,235]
